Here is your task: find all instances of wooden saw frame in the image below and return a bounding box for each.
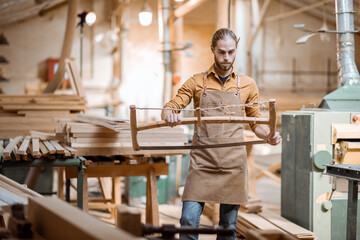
[130,99,276,151]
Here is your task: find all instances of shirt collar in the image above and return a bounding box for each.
[206,63,237,78]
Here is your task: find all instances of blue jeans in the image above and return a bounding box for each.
[179,201,240,240]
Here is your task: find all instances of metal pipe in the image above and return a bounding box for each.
[158,0,172,104]
[335,0,360,85]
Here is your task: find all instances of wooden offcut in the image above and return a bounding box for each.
[0,136,76,160]
[27,197,143,239]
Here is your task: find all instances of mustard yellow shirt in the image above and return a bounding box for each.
[164,64,261,130]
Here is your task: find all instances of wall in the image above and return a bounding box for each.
[1,0,359,118]
[256,0,338,93]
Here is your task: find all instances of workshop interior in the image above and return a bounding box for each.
[0,0,360,239]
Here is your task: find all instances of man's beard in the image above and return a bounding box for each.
[214,57,234,71]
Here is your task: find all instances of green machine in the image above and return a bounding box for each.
[281,109,360,240]
[281,1,360,239]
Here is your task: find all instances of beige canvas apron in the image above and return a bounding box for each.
[182,73,248,205]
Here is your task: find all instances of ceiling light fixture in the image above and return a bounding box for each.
[139,0,153,26]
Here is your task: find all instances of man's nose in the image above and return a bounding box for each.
[224,53,229,61]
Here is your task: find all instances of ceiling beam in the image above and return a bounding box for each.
[266,0,333,23]
[174,0,210,18]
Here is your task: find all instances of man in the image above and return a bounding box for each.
[162,28,281,240]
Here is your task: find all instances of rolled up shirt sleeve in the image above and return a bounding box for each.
[163,76,196,112]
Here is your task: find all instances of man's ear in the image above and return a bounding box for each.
[236,37,240,46]
[211,46,214,53]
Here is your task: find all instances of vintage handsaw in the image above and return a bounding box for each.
[130,99,276,151]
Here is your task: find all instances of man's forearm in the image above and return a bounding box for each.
[253,124,270,140]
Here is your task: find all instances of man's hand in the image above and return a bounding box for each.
[161,108,182,127]
[266,132,281,146]
[253,125,281,146]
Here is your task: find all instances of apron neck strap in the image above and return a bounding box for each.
[203,72,208,93]
[236,74,241,93]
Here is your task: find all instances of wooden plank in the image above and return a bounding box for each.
[238,212,283,231]
[65,58,86,98]
[39,140,49,156]
[65,163,169,179]
[0,186,27,205]
[70,140,187,148]
[3,136,23,157]
[70,133,186,140]
[111,177,121,218]
[116,205,142,236]
[257,209,314,236]
[57,167,65,200]
[61,144,77,156]
[253,163,281,183]
[256,162,281,180]
[1,104,85,111]
[18,110,74,117]
[71,136,188,144]
[27,197,142,240]
[0,124,59,130]
[30,131,57,140]
[42,140,56,154]
[0,174,42,198]
[31,138,40,156]
[18,136,31,155]
[74,147,189,157]
[62,147,71,157]
[49,140,65,154]
[98,178,112,201]
[146,169,159,225]
[0,117,54,123]
[0,94,84,99]
[0,131,51,140]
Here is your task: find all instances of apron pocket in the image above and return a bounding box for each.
[191,137,221,169]
[217,141,247,170]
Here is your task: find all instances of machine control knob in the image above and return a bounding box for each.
[314,151,332,170]
[353,115,359,123]
[322,200,332,211]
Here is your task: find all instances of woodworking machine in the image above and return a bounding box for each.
[281,0,360,239]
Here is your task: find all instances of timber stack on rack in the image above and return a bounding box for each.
[56,114,189,156]
[0,94,87,139]
[0,136,77,161]
[237,209,315,239]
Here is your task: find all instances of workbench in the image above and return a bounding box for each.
[65,161,168,225]
[325,164,360,240]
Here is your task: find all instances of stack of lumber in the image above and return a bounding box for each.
[1,136,77,161]
[240,197,262,213]
[76,114,129,131]
[237,209,315,239]
[0,94,86,139]
[0,174,42,206]
[60,121,189,156]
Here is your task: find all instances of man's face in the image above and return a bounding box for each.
[212,36,237,72]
